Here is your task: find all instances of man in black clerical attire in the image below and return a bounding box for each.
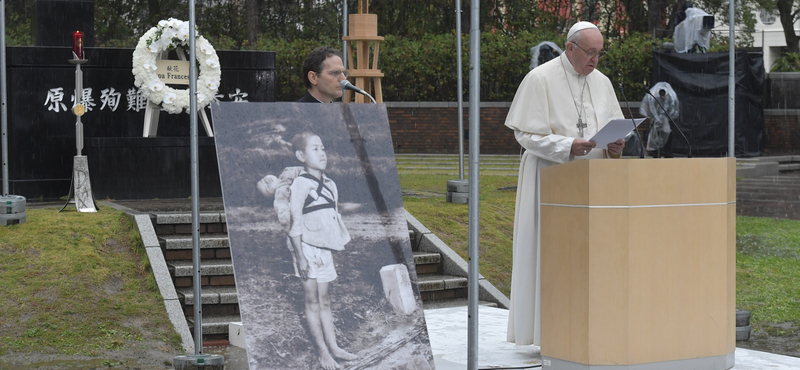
[299,47,348,103]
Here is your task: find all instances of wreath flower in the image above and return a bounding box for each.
[132,18,221,114]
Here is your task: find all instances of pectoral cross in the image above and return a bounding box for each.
[577,118,587,137]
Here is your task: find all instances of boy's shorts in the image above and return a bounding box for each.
[293,241,338,283]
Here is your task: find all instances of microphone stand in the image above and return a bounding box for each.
[618,84,646,158]
[341,80,377,103]
[643,89,692,158]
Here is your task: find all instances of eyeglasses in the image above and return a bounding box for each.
[571,42,607,59]
[319,69,349,78]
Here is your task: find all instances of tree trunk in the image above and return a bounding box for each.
[664,0,687,38]
[777,0,800,53]
[647,0,665,38]
[246,0,260,43]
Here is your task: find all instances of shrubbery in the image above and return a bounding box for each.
[234,31,659,102]
[770,52,800,72]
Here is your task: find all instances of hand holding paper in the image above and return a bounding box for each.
[589,118,646,149]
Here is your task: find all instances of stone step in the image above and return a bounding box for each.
[187,314,241,335]
[160,233,230,250]
[413,251,442,275]
[413,251,441,265]
[154,212,227,225]
[169,259,234,277]
[152,211,228,236]
[738,177,800,186]
[416,274,468,292]
[737,192,800,201]
[177,286,238,306]
[422,298,498,310]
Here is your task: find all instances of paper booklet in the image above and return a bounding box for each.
[589,118,646,149]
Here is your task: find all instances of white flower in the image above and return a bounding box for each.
[205,57,220,69]
[161,28,179,42]
[143,62,157,72]
[163,92,177,104]
[199,41,214,56]
[170,19,183,29]
[148,80,165,92]
[147,39,168,53]
[177,23,191,42]
[204,77,219,90]
[162,103,182,114]
[158,20,169,28]
[196,94,206,105]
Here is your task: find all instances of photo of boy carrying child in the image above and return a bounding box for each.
[285,131,358,370]
[214,102,435,370]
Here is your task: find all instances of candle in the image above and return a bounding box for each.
[72,31,84,60]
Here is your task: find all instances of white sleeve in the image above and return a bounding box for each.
[514,129,575,164]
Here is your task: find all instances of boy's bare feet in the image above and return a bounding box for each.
[331,347,358,361]
[318,352,341,370]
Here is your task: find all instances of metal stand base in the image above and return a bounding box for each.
[173,354,224,370]
[59,155,98,213]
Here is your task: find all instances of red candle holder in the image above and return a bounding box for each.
[72,31,84,60]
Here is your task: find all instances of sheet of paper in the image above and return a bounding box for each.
[589,118,646,149]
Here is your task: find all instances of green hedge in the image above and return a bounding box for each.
[246,31,656,102]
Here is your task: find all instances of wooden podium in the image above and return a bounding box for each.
[539,158,736,370]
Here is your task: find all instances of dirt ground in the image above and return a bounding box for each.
[736,322,800,358]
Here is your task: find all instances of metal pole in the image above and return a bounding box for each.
[343,0,348,70]
[467,0,480,368]
[728,0,735,157]
[75,63,84,157]
[189,1,203,355]
[456,0,464,180]
[0,0,7,196]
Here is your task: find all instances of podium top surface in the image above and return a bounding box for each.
[540,158,735,207]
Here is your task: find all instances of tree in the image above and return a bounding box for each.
[774,0,800,53]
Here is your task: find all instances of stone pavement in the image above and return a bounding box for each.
[203,306,800,370]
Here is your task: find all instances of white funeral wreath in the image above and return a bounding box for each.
[132,18,221,114]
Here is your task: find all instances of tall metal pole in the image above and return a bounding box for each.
[0,0,8,195]
[456,0,464,180]
[343,0,348,70]
[74,63,84,156]
[728,0,735,157]
[467,0,480,368]
[188,0,203,355]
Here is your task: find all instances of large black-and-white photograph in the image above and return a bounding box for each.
[211,102,434,370]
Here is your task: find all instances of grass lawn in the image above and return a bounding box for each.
[0,206,182,359]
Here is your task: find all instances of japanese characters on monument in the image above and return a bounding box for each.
[43,86,249,113]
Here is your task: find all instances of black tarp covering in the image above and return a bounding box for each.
[651,50,765,157]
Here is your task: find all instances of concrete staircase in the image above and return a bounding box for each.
[736,155,800,220]
[145,208,507,343]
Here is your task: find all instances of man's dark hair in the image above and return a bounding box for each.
[302,47,343,89]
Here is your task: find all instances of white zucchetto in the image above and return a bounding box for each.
[567,21,599,39]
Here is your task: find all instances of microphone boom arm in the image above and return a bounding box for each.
[618,84,647,158]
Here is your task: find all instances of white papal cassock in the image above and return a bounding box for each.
[504,52,624,346]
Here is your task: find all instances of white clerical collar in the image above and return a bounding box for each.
[560,53,593,78]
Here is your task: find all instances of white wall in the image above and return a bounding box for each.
[711,8,800,71]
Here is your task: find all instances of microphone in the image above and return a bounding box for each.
[642,87,692,158]
[340,80,376,103]
[617,83,647,158]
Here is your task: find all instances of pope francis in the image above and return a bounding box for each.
[504,21,626,346]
